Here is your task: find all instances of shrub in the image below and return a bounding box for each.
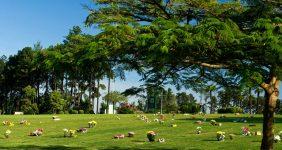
[21,100,39,114]
[58,111,64,114]
[89,110,95,114]
[78,110,84,114]
[179,103,200,114]
[64,111,69,114]
[117,103,137,114]
[69,109,78,114]
[218,107,243,114]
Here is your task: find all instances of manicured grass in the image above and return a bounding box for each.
[0,114,282,149]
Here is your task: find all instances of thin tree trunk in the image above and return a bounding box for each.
[92,79,96,112]
[257,91,260,113]
[261,76,279,150]
[107,77,110,114]
[96,79,100,114]
[249,88,252,114]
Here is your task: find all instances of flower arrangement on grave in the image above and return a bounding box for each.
[88,121,97,128]
[114,134,125,139]
[216,131,225,141]
[63,129,77,137]
[210,120,217,126]
[3,121,14,127]
[29,128,43,136]
[242,127,251,136]
[77,128,87,133]
[147,131,156,142]
[274,135,281,143]
[4,130,11,138]
[196,127,202,134]
[171,124,177,127]
[20,120,30,125]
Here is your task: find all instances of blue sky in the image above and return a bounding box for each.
[0,0,280,101]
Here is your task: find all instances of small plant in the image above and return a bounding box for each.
[88,121,97,128]
[147,131,156,142]
[4,130,11,138]
[216,131,225,141]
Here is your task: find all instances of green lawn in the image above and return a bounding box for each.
[0,114,281,150]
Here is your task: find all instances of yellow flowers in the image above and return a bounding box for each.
[88,121,97,128]
[4,130,11,138]
[216,131,225,141]
[20,120,30,125]
[3,121,14,127]
[63,129,77,137]
[171,124,177,127]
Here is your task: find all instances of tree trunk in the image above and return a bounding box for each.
[96,79,100,114]
[106,77,110,114]
[92,79,96,112]
[257,91,260,113]
[249,88,252,114]
[261,76,279,150]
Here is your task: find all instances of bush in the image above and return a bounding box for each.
[179,103,201,114]
[117,103,137,114]
[69,109,78,114]
[89,110,95,114]
[78,110,84,114]
[21,99,39,114]
[64,111,69,114]
[58,111,64,114]
[117,107,135,114]
[218,107,243,114]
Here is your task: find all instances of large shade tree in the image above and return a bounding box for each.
[85,0,282,149]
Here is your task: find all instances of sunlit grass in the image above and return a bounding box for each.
[0,114,281,149]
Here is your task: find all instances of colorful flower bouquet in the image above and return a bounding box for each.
[77,128,87,133]
[20,120,30,125]
[216,131,225,141]
[63,129,77,137]
[147,131,156,142]
[196,127,202,134]
[4,130,11,138]
[3,121,14,127]
[30,128,43,136]
[242,127,251,136]
[88,121,97,128]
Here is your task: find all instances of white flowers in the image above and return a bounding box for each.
[196,127,202,134]
[274,135,281,143]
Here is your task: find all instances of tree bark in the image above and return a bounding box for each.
[261,76,279,150]
[96,79,100,114]
[106,77,110,114]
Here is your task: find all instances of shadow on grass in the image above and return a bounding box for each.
[0,145,87,150]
